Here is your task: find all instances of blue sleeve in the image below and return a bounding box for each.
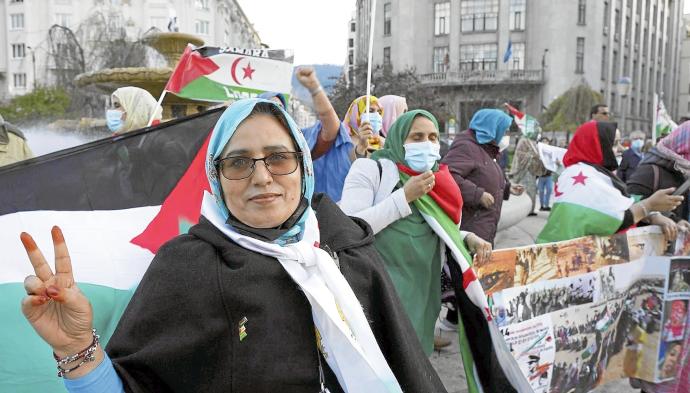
[64,351,124,393]
[301,121,322,151]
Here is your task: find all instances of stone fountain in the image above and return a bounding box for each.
[74,31,207,119]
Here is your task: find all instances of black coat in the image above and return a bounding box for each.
[106,194,447,393]
[627,148,689,221]
[618,148,642,183]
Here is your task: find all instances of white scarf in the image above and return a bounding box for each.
[201,192,402,393]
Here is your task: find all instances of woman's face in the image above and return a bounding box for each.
[661,344,682,377]
[613,129,623,156]
[368,102,382,115]
[111,96,127,120]
[218,113,302,229]
[404,116,439,144]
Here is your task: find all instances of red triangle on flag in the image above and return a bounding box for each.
[131,133,212,253]
[504,103,525,120]
[165,45,220,93]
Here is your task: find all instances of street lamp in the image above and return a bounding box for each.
[615,76,632,132]
[540,49,549,112]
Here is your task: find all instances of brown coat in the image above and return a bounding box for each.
[442,130,509,243]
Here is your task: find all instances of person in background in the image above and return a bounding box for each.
[590,104,611,122]
[627,122,690,231]
[618,130,646,182]
[0,113,33,167]
[378,95,408,137]
[106,87,163,134]
[536,137,554,211]
[509,126,548,216]
[339,109,492,354]
[537,121,682,244]
[343,95,385,158]
[258,66,348,202]
[443,109,524,244]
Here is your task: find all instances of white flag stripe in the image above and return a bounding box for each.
[0,207,159,288]
[206,54,293,94]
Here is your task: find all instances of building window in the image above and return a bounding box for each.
[11,43,25,59]
[601,45,607,80]
[383,46,391,66]
[509,0,525,31]
[351,22,356,32]
[577,0,586,25]
[349,52,354,65]
[434,2,450,35]
[459,43,498,71]
[195,0,209,10]
[54,13,72,28]
[348,38,354,48]
[383,3,392,36]
[460,0,498,32]
[10,13,24,30]
[614,8,620,41]
[10,0,24,3]
[194,20,210,35]
[433,46,450,72]
[511,42,525,70]
[603,1,609,34]
[13,73,27,88]
[575,37,585,74]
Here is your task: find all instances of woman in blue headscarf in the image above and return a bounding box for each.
[17,99,446,393]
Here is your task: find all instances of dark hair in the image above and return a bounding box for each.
[590,104,608,118]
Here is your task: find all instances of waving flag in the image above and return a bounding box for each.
[504,103,540,138]
[656,97,677,139]
[165,45,294,102]
[0,109,222,392]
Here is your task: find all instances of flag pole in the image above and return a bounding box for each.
[652,93,658,144]
[147,90,167,127]
[365,0,377,115]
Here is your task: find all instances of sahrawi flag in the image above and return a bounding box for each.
[656,98,677,138]
[504,103,540,137]
[165,45,294,102]
[536,162,634,243]
[0,109,223,392]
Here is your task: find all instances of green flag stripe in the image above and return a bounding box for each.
[537,201,623,244]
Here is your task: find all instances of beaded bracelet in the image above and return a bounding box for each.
[53,329,100,377]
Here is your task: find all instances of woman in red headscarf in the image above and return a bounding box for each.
[537,121,683,243]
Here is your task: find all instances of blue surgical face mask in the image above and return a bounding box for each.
[106,109,124,132]
[404,141,441,172]
[361,112,383,135]
[631,139,644,152]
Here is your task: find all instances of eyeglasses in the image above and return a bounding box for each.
[215,152,302,180]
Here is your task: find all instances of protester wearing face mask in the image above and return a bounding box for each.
[343,95,385,158]
[106,87,162,134]
[339,110,493,354]
[442,109,525,245]
[618,130,646,182]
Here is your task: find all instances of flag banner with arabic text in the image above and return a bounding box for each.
[476,226,690,393]
[165,45,294,102]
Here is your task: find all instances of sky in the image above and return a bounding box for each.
[686,2,690,13]
[236,0,355,66]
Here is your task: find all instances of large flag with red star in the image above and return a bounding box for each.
[0,109,222,392]
[536,162,635,243]
[165,45,294,102]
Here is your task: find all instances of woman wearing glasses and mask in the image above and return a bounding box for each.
[18,99,446,393]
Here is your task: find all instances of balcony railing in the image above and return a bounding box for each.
[419,69,544,86]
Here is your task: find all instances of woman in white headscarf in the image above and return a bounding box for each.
[106,87,163,134]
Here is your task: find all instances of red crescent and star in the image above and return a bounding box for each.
[230,56,256,85]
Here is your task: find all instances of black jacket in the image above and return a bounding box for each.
[106,194,447,393]
[618,148,642,183]
[627,148,689,221]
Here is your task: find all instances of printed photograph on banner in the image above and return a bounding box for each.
[494,273,597,325]
[627,226,667,261]
[594,232,629,266]
[668,258,690,293]
[662,299,688,343]
[550,301,622,393]
[513,245,561,286]
[597,266,618,301]
[674,231,690,256]
[477,248,517,295]
[554,236,600,279]
[657,340,684,381]
[499,314,555,393]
